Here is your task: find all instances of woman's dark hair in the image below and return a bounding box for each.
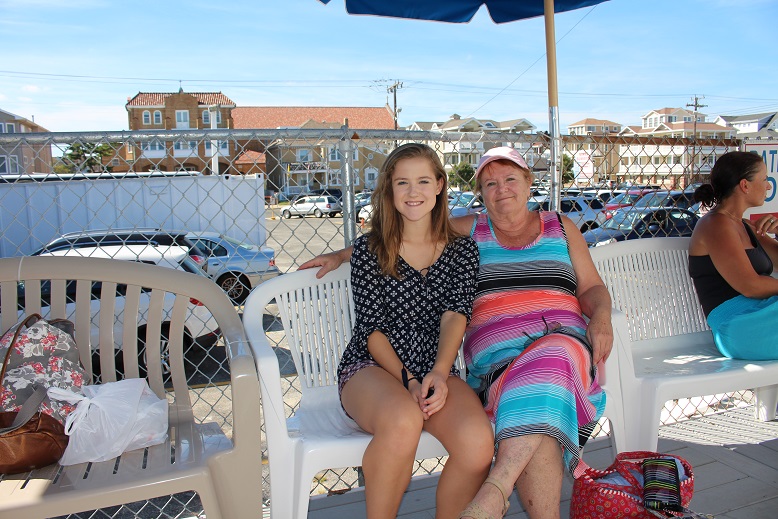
[693,151,764,208]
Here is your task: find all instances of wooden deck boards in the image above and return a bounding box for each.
[306,407,778,519]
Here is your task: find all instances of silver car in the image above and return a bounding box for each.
[282,195,342,218]
[527,195,605,232]
[187,232,280,305]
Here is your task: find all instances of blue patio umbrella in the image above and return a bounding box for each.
[318,0,611,207]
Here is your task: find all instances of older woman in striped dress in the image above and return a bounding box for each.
[450,147,613,519]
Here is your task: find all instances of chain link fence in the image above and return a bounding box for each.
[0,128,766,518]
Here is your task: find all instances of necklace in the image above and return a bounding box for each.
[418,243,439,277]
[716,207,743,222]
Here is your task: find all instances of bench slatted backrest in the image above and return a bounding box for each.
[589,237,709,342]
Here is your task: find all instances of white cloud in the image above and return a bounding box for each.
[22,85,41,93]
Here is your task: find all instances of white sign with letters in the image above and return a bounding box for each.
[743,142,778,221]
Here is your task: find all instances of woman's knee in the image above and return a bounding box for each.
[373,400,424,443]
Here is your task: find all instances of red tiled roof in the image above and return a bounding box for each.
[569,118,622,126]
[232,106,395,130]
[235,150,266,165]
[126,92,236,107]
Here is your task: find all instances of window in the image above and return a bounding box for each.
[142,139,165,151]
[153,110,162,125]
[142,111,151,125]
[111,158,120,167]
[174,141,197,150]
[5,123,15,133]
[586,126,595,132]
[175,110,189,128]
[668,116,676,123]
[202,110,210,125]
[653,156,662,166]
[329,147,342,161]
[297,149,311,162]
[683,116,692,122]
[0,155,19,174]
[0,124,4,133]
[205,141,228,150]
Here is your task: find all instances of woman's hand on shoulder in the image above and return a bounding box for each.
[750,213,778,237]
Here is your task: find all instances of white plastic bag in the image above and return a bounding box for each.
[48,378,168,466]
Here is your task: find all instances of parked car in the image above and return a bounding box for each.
[32,228,207,267]
[186,232,280,305]
[354,193,372,221]
[583,207,699,247]
[358,203,374,223]
[282,195,342,218]
[34,244,220,375]
[632,190,694,210]
[581,188,626,204]
[601,189,656,220]
[448,192,485,217]
[527,195,605,231]
[303,188,344,201]
[354,191,372,204]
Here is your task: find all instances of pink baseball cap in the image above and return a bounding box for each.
[475,147,529,178]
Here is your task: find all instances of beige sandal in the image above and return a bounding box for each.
[459,476,511,519]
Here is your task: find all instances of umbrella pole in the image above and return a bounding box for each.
[544,0,562,211]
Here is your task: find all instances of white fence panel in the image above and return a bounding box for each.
[0,174,266,257]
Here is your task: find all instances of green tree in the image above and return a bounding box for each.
[62,142,116,173]
[449,162,475,190]
[561,154,575,184]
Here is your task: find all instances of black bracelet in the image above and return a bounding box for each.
[401,367,418,389]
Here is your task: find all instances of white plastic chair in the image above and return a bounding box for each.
[244,264,470,519]
[0,255,263,519]
[590,237,778,452]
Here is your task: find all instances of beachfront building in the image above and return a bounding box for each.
[232,106,395,196]
[0,108,51,175]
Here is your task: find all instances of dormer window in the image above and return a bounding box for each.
[153,110,162,125]
[142,110,151,125]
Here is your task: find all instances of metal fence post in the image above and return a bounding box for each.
[340,122,357,247]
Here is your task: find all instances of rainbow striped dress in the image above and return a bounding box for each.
[464,211,605,474]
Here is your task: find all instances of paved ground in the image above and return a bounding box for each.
[264,211,360,273]
[307,406,778,519]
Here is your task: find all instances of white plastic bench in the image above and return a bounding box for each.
[590,237,778,452]
[0,256,263,519]
[243,263,626,519]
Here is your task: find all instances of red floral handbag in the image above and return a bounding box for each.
[570,451,695,519]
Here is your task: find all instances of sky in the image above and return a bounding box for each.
[2,0,778,133]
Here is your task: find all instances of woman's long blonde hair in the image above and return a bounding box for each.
[368,143,456,278]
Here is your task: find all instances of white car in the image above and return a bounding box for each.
[187,232,280,305]
[527,195,605,232]
[358,203,374,223]
[282,195,342,218]
[35,245,220,375]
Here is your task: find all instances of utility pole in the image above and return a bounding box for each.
[686,95,707,186]
[386,81,404,130]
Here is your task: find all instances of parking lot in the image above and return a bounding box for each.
[264,211,355,273]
